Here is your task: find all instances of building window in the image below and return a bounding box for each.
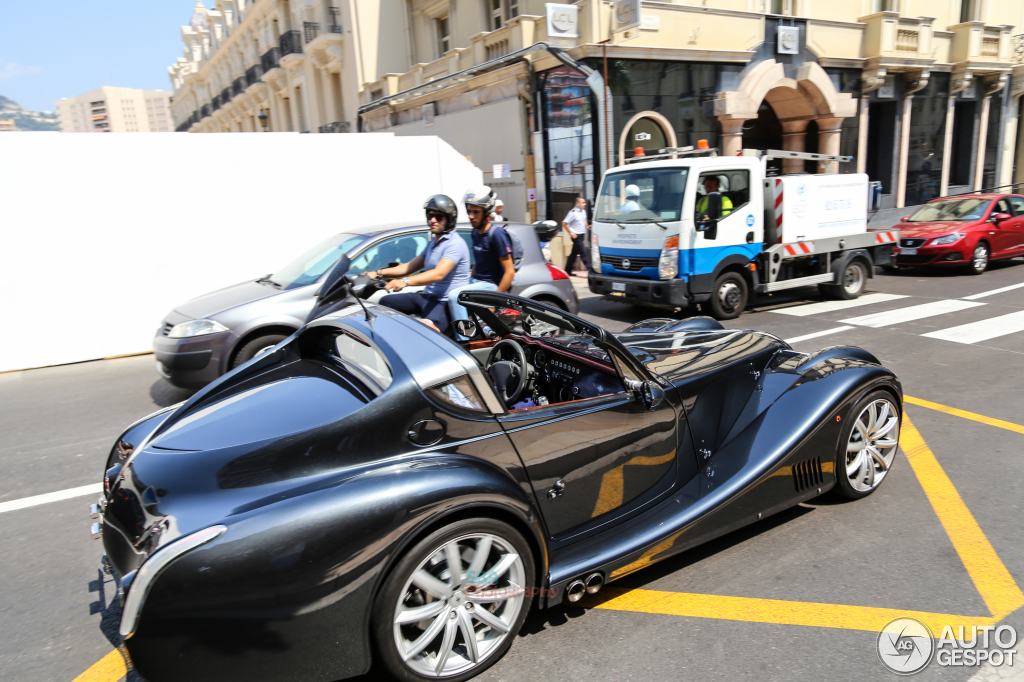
[870,0,899,12]
[490,0,503,30]
[436,15,451,56]
[960,0,977,23]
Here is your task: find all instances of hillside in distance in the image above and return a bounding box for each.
[0,95,60,131]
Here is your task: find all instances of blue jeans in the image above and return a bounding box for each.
[448,279,499,340]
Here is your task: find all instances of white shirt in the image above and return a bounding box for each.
[564,206,588,234]
[491,214,504,222]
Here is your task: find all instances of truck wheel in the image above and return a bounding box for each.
[821,261,867,300]
[709,272,748,320]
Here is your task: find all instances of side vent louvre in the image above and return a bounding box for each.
[792,456,823,493]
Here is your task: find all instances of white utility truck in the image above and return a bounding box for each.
[587,147,897,319]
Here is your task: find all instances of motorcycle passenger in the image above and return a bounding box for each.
[448,186,516,340]
[368,194,470,335]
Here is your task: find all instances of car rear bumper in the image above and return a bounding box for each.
[153,332,229,389]
[587,272,689,307]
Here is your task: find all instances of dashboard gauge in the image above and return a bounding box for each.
[534,350,546,368]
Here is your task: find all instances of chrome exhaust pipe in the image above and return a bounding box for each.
[585,572,603,594]
[566,580,586,602]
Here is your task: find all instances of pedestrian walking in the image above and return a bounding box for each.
[562,196,591,275]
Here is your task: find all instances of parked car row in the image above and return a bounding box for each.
[154,221,575,388]
[891,193,1024,274]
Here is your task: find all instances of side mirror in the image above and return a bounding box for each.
[533,219,559,242]
[706,192,723,222]
[640,381,665,410]
[454,319,478,339]
[992,212,1012,223]
[901,216,912,222]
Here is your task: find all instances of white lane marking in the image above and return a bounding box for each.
[784,326,855,344]
[922,309,1024,344]
[0,483,102,514]
[769,293,909,317]
[840,299,986,328]
[962,281,1024,300]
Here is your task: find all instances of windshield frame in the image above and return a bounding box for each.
[906,198,993,223]
[595,166,690,224]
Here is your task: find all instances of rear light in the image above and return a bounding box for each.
[546,263,570,280]
[659,236,679,280]
[591,233,601,272]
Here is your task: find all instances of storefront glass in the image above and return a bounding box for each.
[540,66,595,223]
[906,73,950,205]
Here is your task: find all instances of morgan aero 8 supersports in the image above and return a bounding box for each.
[95,263,902,682]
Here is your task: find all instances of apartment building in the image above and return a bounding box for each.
[171,1,1024,220]
[56,87,173,133]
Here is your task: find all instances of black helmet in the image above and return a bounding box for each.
[423,194,458,231]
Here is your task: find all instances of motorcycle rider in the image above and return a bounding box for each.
[367,194,469,335]
[447,186,516,339]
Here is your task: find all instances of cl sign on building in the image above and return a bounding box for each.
[546,4,578,48]
[614,0,641,32]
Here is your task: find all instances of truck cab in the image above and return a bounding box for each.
[587,147,896,319]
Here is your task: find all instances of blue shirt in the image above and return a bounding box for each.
[421,230,470,300]
[471,225,513,285]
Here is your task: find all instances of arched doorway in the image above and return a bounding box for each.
[618,111,677,165]
[742,102,783,173]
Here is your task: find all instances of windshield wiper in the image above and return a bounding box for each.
[256,274,282,288]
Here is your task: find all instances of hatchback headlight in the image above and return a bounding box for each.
[167,319,229,339]
[659,236,679,280]
[591,234,601,273]
[929,232,965,245]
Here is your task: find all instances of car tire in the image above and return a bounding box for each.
[966,242,990,275]
[833,389,901,500]
[371,517,535,682]
[230,333,288,369]
[708,271,748,320]
[820,260,867,300]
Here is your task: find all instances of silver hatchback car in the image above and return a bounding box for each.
[154,222,578,388]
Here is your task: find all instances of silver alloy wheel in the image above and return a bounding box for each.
[393,533,526,678]
[845,398,900,493]
[842,262,865,295]
[718,281,742,310]
[973,243,989,272]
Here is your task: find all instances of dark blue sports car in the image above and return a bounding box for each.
[94,289,901,682]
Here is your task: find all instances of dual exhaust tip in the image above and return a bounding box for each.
[566,572,603,602]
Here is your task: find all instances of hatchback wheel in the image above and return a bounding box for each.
[967,242,989,275]
[834,391,901,499]
[372,518,534,682]
[231,333,288,369]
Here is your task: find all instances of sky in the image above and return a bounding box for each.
[0,1,198,112]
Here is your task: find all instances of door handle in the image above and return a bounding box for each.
[547,480,565,499]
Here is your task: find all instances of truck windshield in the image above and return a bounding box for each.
[595,168,689,223]
[270,232,368,289]
[906,199,991,222]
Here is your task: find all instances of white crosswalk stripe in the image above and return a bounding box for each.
[840,299,986,328]
[961,282,1024,300]
[922,309,1024,344]
[784,326,855,344]
[768,293,909,317]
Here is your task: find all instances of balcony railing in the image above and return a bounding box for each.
[280,30,303,56]
[318,121,350,133]
[221,87,231,104]
[245,65,263,87]
[895,29,919,53]
[328,7,342,33]
[261,47,281,73]
[212,95,221,111]
[304,21,320,44]
[232,78,245,97]
[1014,34,1024,63]
[981,36,1000,57]
[201,104,211,119]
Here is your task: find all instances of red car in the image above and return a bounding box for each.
[892,194,1024,274]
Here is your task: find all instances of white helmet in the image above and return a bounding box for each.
[494,199,504,207]
[625,184,640,199]
[463,186,497,214]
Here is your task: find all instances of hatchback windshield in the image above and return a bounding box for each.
[907,199,992,222]
[596,167,689,223]
[270,232,368,289]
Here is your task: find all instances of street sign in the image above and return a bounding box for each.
[545,3,578,47]
[527,188,537,202]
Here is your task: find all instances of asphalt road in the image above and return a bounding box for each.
[2,259,1023,682]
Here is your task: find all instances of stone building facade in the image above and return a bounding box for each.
[56,87,172,133]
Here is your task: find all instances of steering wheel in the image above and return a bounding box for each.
[485,339,528,406]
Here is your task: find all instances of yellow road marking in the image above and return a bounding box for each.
[904,395,1024,435]
[591,588,994,635]
[900,413,1024,619]
[70,647,128,682]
